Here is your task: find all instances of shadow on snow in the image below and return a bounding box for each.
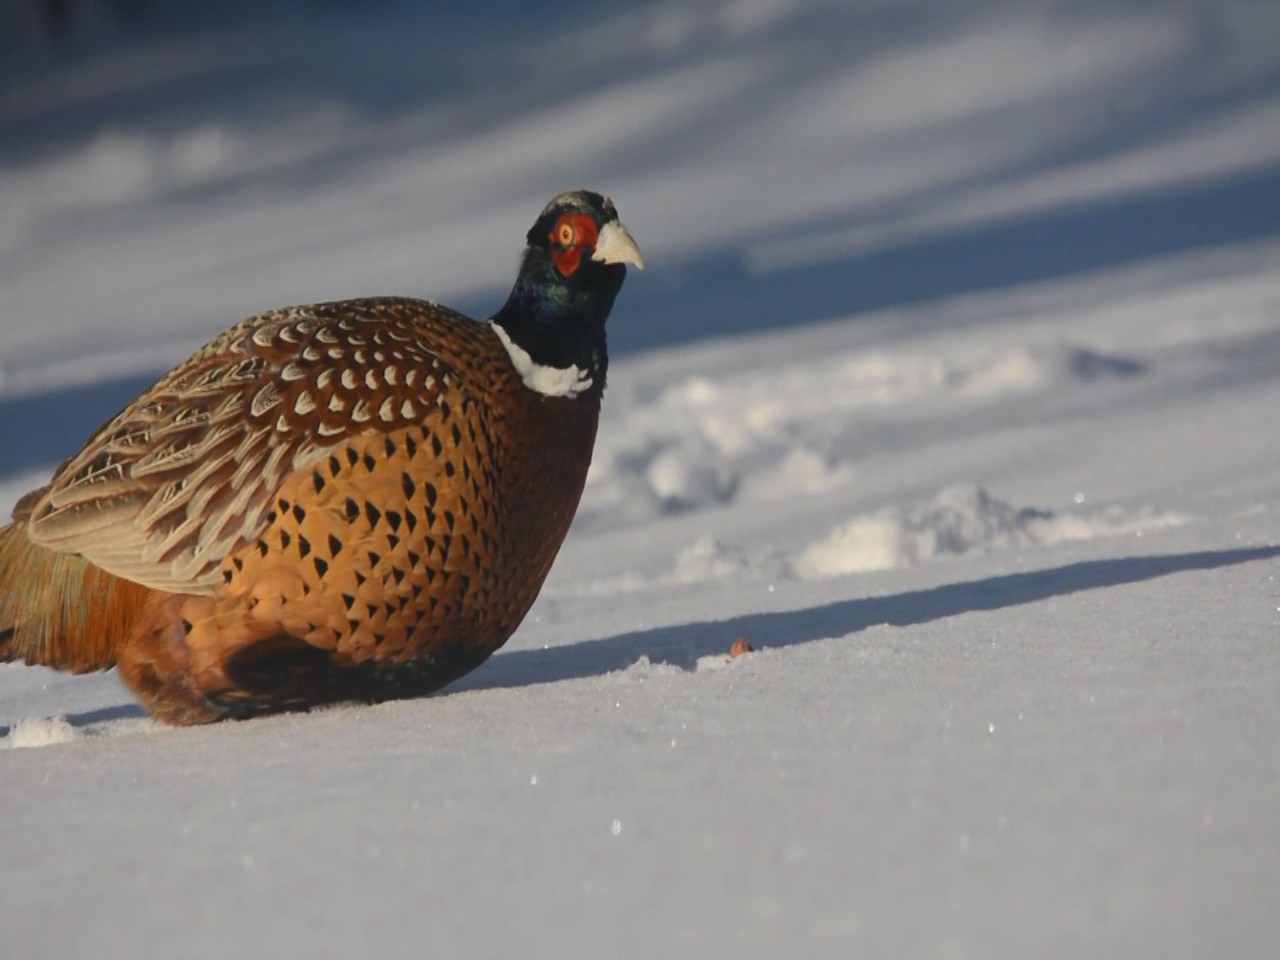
[7,543,1275,737]
[459,544,1280,691]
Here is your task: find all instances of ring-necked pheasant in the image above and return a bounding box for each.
[0,190,642,724]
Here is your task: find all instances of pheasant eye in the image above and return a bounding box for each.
[556,222,576,247]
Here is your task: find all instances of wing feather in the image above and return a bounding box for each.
[24,298,479,594]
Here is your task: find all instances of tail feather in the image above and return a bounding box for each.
[0,521,150,673]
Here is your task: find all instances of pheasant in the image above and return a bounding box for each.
[0,190,642,724]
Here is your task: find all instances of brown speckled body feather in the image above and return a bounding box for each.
[4,298,597,723]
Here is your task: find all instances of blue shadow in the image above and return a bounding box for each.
[461,545,1280,690]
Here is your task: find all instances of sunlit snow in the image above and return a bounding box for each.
[2,2,1279,958]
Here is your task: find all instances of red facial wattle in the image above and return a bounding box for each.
[548,213,600,278]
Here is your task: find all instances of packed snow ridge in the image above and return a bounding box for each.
[791,485,1185,578]
[597,485,1186,591]
[581,341,1148,525]
[2,715,77,749]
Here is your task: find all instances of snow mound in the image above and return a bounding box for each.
[0,708,160,747]
[584,341,1146,530]
[739,447,859,502]
[616,655,689,680]
[671,535,755,584]
[792,485,1186,577]
[643,439,738,513]
[3,715,77,749]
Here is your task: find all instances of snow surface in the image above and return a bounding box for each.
[3,1,1280,957]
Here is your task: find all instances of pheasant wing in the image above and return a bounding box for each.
[23,298,469,594]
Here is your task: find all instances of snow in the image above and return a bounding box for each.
[3,1,1280,957]
[2,713,76,749]
[790,485,1187,578]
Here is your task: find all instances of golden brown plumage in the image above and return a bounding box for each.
[0,191,641,723]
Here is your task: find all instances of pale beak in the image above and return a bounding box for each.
[592,221,644,269]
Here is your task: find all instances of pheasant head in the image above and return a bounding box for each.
[490,190,643,401]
